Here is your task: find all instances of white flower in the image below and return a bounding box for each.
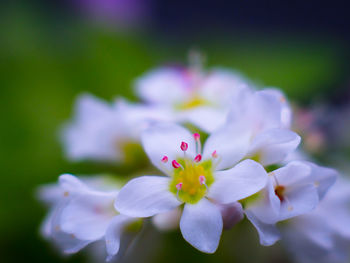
[61,93,168,162]
[115,122,268,253]
[135,66,252,133]
[245,161,337,246]
[227,88,300,166]
[38,174,136,261]
[282,177,350,263]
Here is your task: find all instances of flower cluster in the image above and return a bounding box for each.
[38,57,350,262]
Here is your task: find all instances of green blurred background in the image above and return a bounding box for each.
[1,1,349,262]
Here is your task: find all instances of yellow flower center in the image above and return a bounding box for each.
[169,158,214,204]
[175,96,210,110]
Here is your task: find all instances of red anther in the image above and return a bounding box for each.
[181,141,188,151]
[194,154,202,162]
[161,156,168,163]
[212,150,218,158]
[172,160,181,169]
[176,182,183,190]
[193,133,200,141]
[199,175,206,185]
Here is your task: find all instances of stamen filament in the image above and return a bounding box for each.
[194,133,201,155]
[176,183,183,201]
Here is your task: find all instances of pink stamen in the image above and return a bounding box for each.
[161,156,168,163]
[212,150,218,158]
[176,182,183,190]
[194,154,202,162]
[193,133,200,141]
[181,141,188,151]
[172,160,181,169]
[199,175,206,185]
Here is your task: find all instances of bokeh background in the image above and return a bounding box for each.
[1,0,349,262]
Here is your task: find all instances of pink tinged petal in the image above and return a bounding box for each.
[203,123,252,170]
[279,184,319,221]
[218,202,244,230]
[105,215,134,262]
[245,210,281,246]
[208,160,268,204]
[250,129,301,166]
[141,123,196,174]
[114,176,181,217]
[60,192,117,240]
[180,199,223,253]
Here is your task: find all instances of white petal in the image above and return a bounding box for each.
[69,94,112,123]
[40,209,55,238]
[203,123,251,170]
[60,192,117,240]
[282,226,346,263]
[273,161,311,187]
[105,215,134,261]
[208,160,268,204]
[141,122,196,174]
[61,94,120,162]
[246,179,281,224]
[112,99,171,138]
[200,68,251,106]
[177,107,227,133]
[259,88,292,128]
[134,68,187,105]
[251,90,286,130]
[37,184,63,205]
[250,129,301,166]
[245,210,281,246]
[228,90,284,133]
[115,176,181,217]
[293,216,334,249]
[279,184,319,221]
[180,199,223,253]
[58,174,89,193]
[302,161,337,200]
[152,208,182,231]
[50,201,92,253]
